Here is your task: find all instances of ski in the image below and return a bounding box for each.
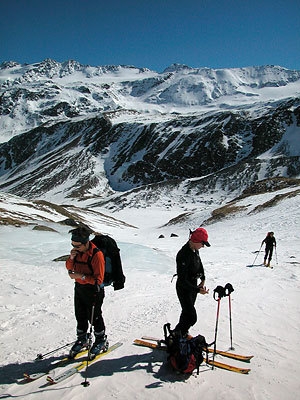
[134,339,251,374]
[141,336,253,362]
[23,349,88,382]
[135,338,167,349]
[207,348,252,362]
[206,359,250,374]
[46,342,122,384]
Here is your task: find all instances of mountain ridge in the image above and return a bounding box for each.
[0,60,299,207]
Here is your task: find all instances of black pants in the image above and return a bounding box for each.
[264,245,274,262]
[175,282,198,335]
[74,283,105,336]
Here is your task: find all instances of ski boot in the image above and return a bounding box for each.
[89,333,109,359]
[69,334,88,358]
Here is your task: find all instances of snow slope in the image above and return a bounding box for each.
[0,187,300,399]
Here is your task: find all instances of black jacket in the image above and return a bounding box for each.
[176,242,205,292]
[262,236,276,248]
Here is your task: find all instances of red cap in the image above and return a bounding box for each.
[190,228,210,246]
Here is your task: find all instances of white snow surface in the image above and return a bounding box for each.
[0,188,300,399]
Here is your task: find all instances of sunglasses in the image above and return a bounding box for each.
[72,243,82,249]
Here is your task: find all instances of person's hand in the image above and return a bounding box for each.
[70,248,78,260]
[199,286,209,295]
[68,270,82,280]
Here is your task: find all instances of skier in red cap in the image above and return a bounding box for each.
[173,228,210,337]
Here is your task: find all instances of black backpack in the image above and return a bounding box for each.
[89,234,125,290]
[163,323,207,374]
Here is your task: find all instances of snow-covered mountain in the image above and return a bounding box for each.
[1,60,300,400]
[1,60,300,141]
[0,60,300,206]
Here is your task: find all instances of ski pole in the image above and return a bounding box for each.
[35,341,76,360]
[275,247,278,265]
[224,283,234,350]
[81,301,96,387]
[212,285,225,369]
[251,243,263,267]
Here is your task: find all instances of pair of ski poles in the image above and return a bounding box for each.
[212,283,234,368]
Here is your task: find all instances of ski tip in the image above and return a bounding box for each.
[46,376,56,384]
[23,373,32,382]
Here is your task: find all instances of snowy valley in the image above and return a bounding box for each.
[0,60,300,399]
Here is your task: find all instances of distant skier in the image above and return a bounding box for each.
[261,232,276,267]
[173,228,210,337]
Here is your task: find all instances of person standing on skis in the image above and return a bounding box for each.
[173,228,210,337]
[261,231,276,267]
[66,226,108,358]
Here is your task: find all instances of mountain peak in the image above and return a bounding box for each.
[163,63,193,73]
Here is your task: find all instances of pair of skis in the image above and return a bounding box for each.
[23,348,88,382]
[23,342,123,385]
[22,337,252,385]
[134,337,253,374]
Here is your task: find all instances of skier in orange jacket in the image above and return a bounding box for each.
[66,226,108,358]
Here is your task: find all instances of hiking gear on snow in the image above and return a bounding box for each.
[190,228,210,246]
[46,342,123,385]
[163,323,208,374]
[24,348,89,382]
[139,336,254,362]
[212,285,226,368]
[224,283,234,350]
[91,234,125,290]
[134,338,252,374]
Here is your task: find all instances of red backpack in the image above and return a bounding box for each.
[163,323,207,374]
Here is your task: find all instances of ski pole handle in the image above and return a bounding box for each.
[224,283,234,296]
[213,285,225,301]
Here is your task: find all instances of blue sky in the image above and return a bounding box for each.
[1,0,299,72]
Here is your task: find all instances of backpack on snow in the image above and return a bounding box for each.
[163,323,208,375]
[88,234,125,290]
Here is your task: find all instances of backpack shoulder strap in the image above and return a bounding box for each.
[86,247,101,273]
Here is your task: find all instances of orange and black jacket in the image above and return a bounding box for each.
[66,241,105,286]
